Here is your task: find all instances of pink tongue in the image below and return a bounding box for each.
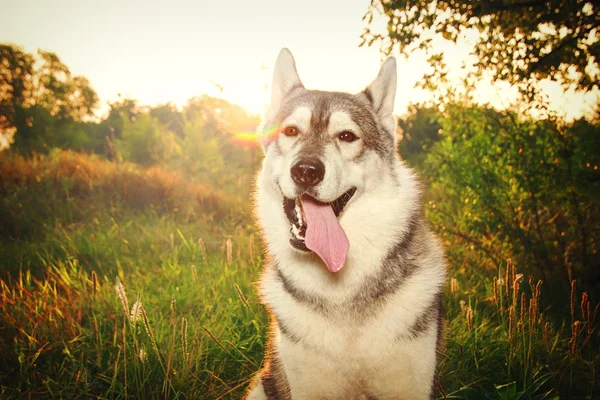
[301,197,349,273]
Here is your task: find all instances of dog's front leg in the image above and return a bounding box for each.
[245,343,291,400]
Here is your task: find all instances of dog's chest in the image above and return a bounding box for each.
[276,310,436,400]
[265,273,427,358]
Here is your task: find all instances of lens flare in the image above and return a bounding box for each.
[232,124,279,147]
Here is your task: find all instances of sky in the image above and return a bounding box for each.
[1,0,598,120]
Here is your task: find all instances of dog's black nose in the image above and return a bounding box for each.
[291,159,325,187]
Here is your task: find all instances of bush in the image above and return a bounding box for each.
[421,104,600,296]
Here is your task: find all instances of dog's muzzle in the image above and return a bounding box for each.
[282,188,356,251]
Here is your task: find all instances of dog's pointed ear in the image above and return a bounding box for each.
[271,48,303,108]
[363,57,397,136]
[258,49,303,151]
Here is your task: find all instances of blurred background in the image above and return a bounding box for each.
[1,0,598,398]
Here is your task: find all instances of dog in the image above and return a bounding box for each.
[246,49,446,400]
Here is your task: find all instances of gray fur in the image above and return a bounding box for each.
[260,339,292,400]
[263,89,395,162]
[397,293,441,341]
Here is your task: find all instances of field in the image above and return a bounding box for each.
[0,151,598,399]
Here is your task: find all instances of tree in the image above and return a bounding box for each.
[0,44,98,152]
[116,113,179,166]
[150,103,185,137]
[397,105,443,168]
[422,104,599,292]
[362,0,599,93]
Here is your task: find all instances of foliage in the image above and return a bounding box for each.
[175,96,261,195]
[397,104,444,168]
[0,151,238,256]
[117,113,179,166]
[362,0,599,93]
[150,103,185,137]
[0,44,98,153]
[0,158,598,398]
[404,103,600,296]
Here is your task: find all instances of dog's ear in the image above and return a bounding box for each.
[271,48,303,109]
[364,57,397,138]
[258,49,304,151]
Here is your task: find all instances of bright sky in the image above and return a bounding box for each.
[1,0,598,120]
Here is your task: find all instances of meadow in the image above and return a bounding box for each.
[0,149,598,399]
[2,1,600,396]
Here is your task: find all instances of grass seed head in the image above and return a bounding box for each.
[181,317,189,364]
[535,280,542,305]
[505,260,511,297]
[114,277,129,319]
[581,292,588,320]
[198,238,207,262]
[191,264,198,284]
[450,277,458,297]
[466,306,474,332]
[570,320,580,356]
[226,236,233,265]
[130,295,142,323]
[139,346,147,362]
[234,283,250,309]
[91,270,97,297]
[513,274,523,308]
[528,275,535,293]
[171,299,177,318]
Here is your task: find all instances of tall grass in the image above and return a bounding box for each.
[0,234,267,399]
[0,152,598,399]
[440,261,599,399]
[0,150,241,225]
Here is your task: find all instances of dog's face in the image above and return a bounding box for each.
[257,49,398,273]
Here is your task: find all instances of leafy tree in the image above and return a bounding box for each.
[92,98,140,158]
[362,0,599,93]
[117,113,179,165]
[0,44,98,153]
[178,96,261,193]
[150,103,185,137]
[423,104,600,293]
[397,105,443,168]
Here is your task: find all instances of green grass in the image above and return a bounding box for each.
[0,152,598,399]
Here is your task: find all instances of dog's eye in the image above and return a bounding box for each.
[338,131,358,142]
[282,126,299,137]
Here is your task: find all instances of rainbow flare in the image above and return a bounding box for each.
[232,124,280,147]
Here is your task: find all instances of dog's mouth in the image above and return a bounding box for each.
[283,188,356,272]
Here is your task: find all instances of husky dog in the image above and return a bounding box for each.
[246,49,446,400]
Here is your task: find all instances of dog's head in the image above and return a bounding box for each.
[257,49,399,273]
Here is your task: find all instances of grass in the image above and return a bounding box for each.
[0,152,598,399]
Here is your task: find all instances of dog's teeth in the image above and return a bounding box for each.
[291,224,304,239]
[294,200,304,227]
